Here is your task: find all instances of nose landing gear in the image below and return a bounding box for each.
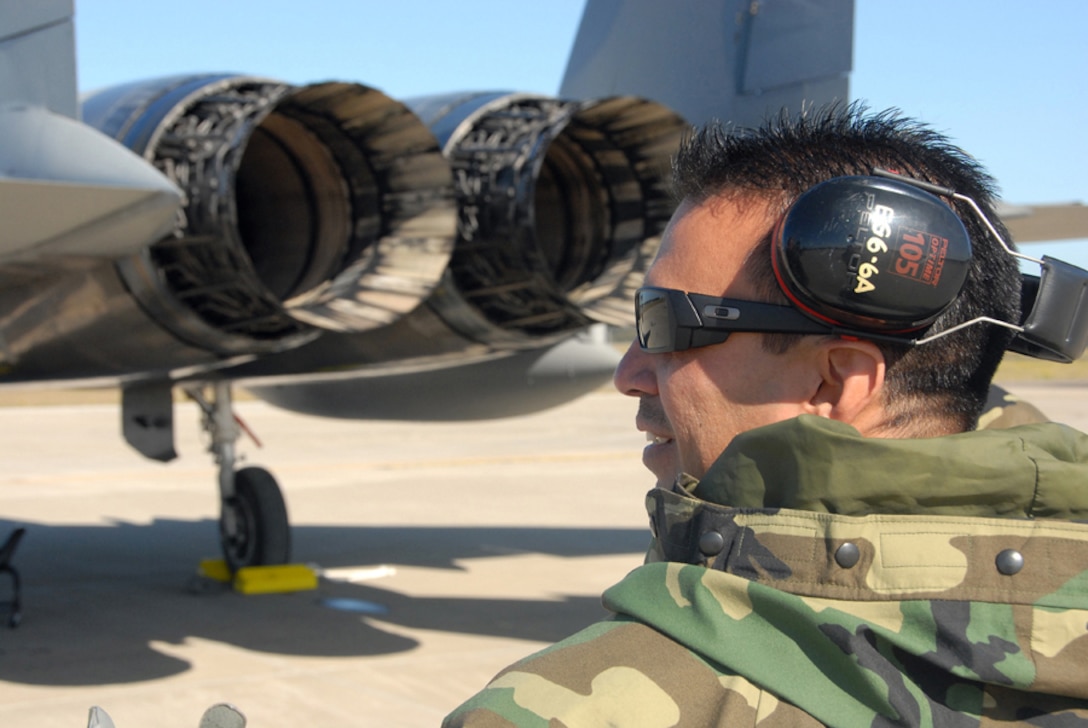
[188,383,291,571]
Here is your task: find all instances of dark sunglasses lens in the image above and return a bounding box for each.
[637,289,674,352]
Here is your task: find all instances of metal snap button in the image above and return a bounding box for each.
[996,549,1024,576]
[835,542,861,569]
[698,530,725,557]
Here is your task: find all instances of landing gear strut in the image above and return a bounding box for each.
[188,382,291,571]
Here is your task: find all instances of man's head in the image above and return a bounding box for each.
[614,104,1021,488]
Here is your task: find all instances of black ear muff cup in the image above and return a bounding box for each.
[772,176,972,333]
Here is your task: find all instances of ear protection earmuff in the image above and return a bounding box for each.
[771,175,973,333]
[770,171,1088,362]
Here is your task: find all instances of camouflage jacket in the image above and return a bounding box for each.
[444,416,1088,727]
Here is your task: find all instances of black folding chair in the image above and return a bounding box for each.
[0,528,26,628]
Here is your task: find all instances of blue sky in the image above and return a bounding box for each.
[73,1,1087,259]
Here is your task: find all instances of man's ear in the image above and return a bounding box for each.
[806,339,885,424]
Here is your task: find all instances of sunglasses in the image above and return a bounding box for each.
[635,286,833,353]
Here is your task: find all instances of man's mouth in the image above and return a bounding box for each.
[640,427,678,488]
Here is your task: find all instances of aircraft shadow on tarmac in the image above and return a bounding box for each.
[0,518,648,686]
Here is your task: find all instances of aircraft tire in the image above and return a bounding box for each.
[220,466,291,571]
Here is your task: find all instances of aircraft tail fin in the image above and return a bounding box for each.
[0,0,77,116]
[559,0,854,129]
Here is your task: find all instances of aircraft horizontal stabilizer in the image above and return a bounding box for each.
[997,202,1088,243]
[0,105,180,259]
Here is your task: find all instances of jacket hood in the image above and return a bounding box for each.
[690,415,1088,519]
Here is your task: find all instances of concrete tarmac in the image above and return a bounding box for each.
[0,382,1084,727]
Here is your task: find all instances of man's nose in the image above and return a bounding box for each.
[613,337,657,397]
